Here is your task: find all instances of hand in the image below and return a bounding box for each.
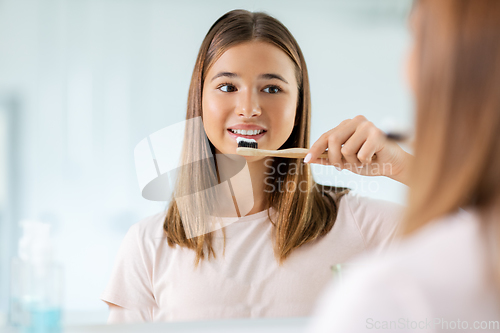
[305,115,413,185]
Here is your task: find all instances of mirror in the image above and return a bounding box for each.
[0,0,413,328]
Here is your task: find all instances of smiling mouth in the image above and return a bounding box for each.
[228,129,266,135]
[227,128,267,141]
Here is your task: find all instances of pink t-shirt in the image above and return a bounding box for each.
[307,208,500,333]
[100,192,403,323]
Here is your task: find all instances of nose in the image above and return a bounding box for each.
[235,89,261,118]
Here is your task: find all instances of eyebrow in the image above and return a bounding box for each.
[260,73,288,84]
[210,72,289,84]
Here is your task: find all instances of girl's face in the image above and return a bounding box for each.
[202,41,299,161]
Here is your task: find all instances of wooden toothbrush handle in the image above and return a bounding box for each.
[276,148,377,161]
[237,147,329,159]
[269,148,329,159]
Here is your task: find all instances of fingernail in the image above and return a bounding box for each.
[304,153,312,163]
[335,166,341,172]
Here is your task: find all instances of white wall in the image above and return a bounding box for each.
[0,0,413,325]
[0,103,9,327]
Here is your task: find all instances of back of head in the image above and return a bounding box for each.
[405,0,500,233]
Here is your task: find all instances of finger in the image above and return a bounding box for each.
[325,116,369,166]
[305,116,367,164]
[309,122,355,165]
[327,135,346,169]
[305,132,329,164]
[356,135,379,165]
[340,125,372,171]
[307,129,347,167]
[358,125,385,161]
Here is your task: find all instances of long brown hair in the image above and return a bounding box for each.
[403,0,500,246]
[163,10,349,266]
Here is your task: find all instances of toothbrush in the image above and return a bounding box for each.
[236,137,330,159]
[235,128,411,160]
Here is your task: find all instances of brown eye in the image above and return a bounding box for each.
[219,84,237,92]
[263,86,281,94]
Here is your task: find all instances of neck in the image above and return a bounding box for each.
[244,157,273,215]
[215,154,273,217]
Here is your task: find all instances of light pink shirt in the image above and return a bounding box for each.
[308,208,500,333]
[100,192,403,323]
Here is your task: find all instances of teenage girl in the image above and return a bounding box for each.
[101,9,413,323]
[309,0,500,331]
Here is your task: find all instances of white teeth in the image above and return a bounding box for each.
[230,129,264,135]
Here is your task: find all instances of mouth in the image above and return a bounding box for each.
[227,128,267,141]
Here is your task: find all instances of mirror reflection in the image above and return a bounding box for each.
[0,0,413,330]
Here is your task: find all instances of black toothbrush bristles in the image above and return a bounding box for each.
[237,137,258,149]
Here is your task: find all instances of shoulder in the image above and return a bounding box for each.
[113,211,169,271]
[352,214,474,283]
[101,212,167,312]
[310,210,486,332]
[337,191,405,218]
[126,211,168,245]
[342,210,486,312]
[336,191,405,231]
[384,209,485,277]
[335,191,405,249]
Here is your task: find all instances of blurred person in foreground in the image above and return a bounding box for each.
[307,0,500,332]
